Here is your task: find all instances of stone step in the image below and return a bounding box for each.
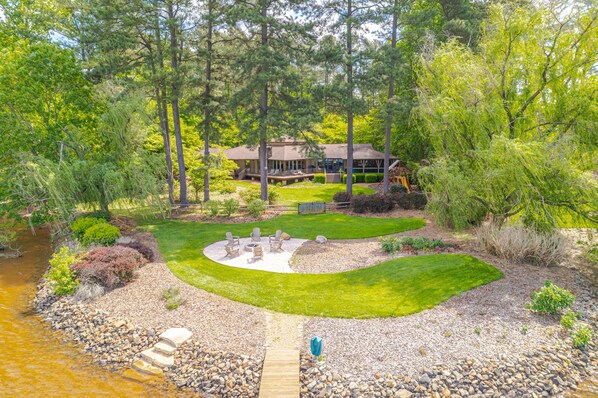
[141,348,174,368]
[154,340,177,356]
[130,359,163,376]
[159,327,193,348]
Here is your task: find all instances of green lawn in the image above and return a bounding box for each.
[232,180,375,205]
[142,213,503,318]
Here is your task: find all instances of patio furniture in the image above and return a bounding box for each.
[225,244,240,258]
[250,227,261,242]
[226,232,240,247]
[269,230,283,252]
[250,245,264,261]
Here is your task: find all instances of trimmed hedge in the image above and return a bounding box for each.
[365,174,378,183]
[314,174,326,184]
[341,174,357,183]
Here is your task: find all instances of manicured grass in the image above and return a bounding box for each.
[142,213,503,318]
[232,180,375,205]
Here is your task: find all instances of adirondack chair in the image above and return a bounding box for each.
[269,230,283,252]
[251,245,264,261]
[226,232,240,246]
[224,244,240,258]
[250,227,261,242]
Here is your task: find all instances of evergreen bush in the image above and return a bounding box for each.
[247,199,268,217]
[314,174,326,184]
[81,223,121,246]
[71,217,106,239]
[222,198,240,217]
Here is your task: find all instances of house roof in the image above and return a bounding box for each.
[224,143,392,161]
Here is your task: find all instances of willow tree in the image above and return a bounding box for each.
[417,2,598,231]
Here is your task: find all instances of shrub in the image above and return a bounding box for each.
[351,194,394,213]
[222,198,240,217]
[268,186,280,204]
[45,247,79,295]
[239,186,262,203]
[71,217,106,239]
[571,323,594,348]
[380,237,401,254]
[354,173,366,183]
[247,199,268,217]
[204,200,221,217]
[410,192,428,210]
[162,287,186,310]
[72,246,147,288]
[73,283,105,302]
[365,174,378,183]
[82,210,111,221]
[333,191,352,203]
[560,309,579,329]
[390,184,408,194]
[527,280,575,315]
[342,174,356,183]
[213,181,235,194]
[380,236,447,254]
[314,174,326,184]
[82,223,121,246]
[477,225,568,266]
[116,240,155,261]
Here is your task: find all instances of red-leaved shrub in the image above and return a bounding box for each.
[72,246,147,288]
[116,241,155,261]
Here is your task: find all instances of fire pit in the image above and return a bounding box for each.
[244,243,261,252]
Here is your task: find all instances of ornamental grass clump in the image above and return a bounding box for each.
[527,280,575,315]
[45,247,79,295]
[72,246,147,288]
[477,224,567,266]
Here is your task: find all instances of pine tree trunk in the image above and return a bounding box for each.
[346,0,354,195]
[153,0,174,206]
[259,3,269,202]
[383,0,399,194]
[203,0,214,203]
[168,1,188,206]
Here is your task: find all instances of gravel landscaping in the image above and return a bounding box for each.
[33,211,597,397]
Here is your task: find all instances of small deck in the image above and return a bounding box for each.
[258,349,300,398]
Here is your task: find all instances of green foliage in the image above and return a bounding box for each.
[222,199,240,217]
[246,199,268,218]
[268,186,280,204]
[46,247,79,295]
[82,223,121,246]
[239,186,262,204]
[390,184,407,194]
[351,194,394,213]
[82,210,111,221]
[365,174,378,183]
[560,309,580,330]
[417,3,598,232]
[204,200,222,217]
[214,182,235,194]
[342,174,356,183]
[527,280,575,315]
[380,236,447,254]
[314,174,326,184]
[162,287,186,310]
[571,323,594,348]
[71,217,107,240]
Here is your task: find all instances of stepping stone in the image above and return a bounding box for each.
[154,340,177,356]
[141,348,174,368]
[159,327,193,348]
[131,359,163,376]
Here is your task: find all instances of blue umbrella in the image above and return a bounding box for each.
[310,336,323,358]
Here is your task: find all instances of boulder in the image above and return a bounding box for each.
[281,232,291,240]
[315,235,327,244]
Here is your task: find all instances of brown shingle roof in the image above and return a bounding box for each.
[224,143,391,161]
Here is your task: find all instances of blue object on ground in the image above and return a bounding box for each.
[310,336,322,357]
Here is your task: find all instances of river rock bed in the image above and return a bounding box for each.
[33,280,264,397]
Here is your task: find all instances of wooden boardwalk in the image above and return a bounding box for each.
[258,349,300,398]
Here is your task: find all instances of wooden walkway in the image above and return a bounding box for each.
[258,349,300,398]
